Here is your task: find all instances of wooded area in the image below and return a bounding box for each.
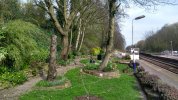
[0,0,126,82]
[133,23,178,53]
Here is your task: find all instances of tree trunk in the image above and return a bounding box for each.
[69,25,73,51]
[47,34,57,81]
[78,27,85,51]
[60,35,69,60]
[99,0,116,71]
[75,18,82,51]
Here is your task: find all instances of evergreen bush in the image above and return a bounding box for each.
[0,20,50,69]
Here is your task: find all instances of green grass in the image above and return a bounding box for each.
[20,64,141,100]
[80,59,90,64]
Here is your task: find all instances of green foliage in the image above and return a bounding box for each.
[83,63,99,70]
[36,76,67,87]
[0,20,49,69]
[0,71,27,84]
[0,66,9,74]
[0,31,7,62]
[30,48,49,62]
[80,59,90,64]
[137,23,178,52]
[0,0,21,21]
[0,47,7,62]
[90,47,101,56]
[58,59,71,66]
[0,66,27,88]
[103,62,117,72]
[68,51,76,59]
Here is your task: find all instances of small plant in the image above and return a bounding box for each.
[0,71,27,87]
[90,47,101,56]
[80,59,89,64]
[36,76,67,87]
[68,52,76,59]
[103,62,117,72]
[58,60,70,66]
[0,66,9,75]
[83,63,99,70]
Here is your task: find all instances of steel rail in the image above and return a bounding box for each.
[140,53,178,74]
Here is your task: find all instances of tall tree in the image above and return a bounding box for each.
[99,0,119,70]
[35,0,93,60]
[21,0,47,27]
[100,0,177,70]
[0,0,21,23]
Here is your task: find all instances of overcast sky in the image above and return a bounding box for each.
[121,4,178,47]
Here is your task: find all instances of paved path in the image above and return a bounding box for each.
[0,58,83,100]
[138,60,178,89]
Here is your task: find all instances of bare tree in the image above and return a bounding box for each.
[99,0,177,70]
[99,0,120,70]
[35,0,93,60]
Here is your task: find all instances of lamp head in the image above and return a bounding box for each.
[135,15,145,20]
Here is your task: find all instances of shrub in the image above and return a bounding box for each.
[80,59,89,64]
[103,62,117,72]
[58,59,72,66]
[0,71,27,86]
[68,52,76,59]
[0,20,49,69]
[0,66,9,75]
[140,74,160,88]
[0,30,7,63]
[137,66,145,73]
[84,63,99,70]
[136,66,178,100]
[90,47,101,56]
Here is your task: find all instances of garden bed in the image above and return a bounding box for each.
[34,80,71,90]
[81,69,120,79]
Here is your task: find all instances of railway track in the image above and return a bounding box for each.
[140,53,178,74]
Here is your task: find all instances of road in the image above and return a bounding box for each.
[138,59,178,89]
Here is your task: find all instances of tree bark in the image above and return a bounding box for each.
[75,18,82,51]
[61,35,69,60]
[78,27,85,51]
[99,0,116,71]
[47,34,57,81]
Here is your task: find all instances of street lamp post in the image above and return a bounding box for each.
[170,41,173,55]
[132,15,145,73]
